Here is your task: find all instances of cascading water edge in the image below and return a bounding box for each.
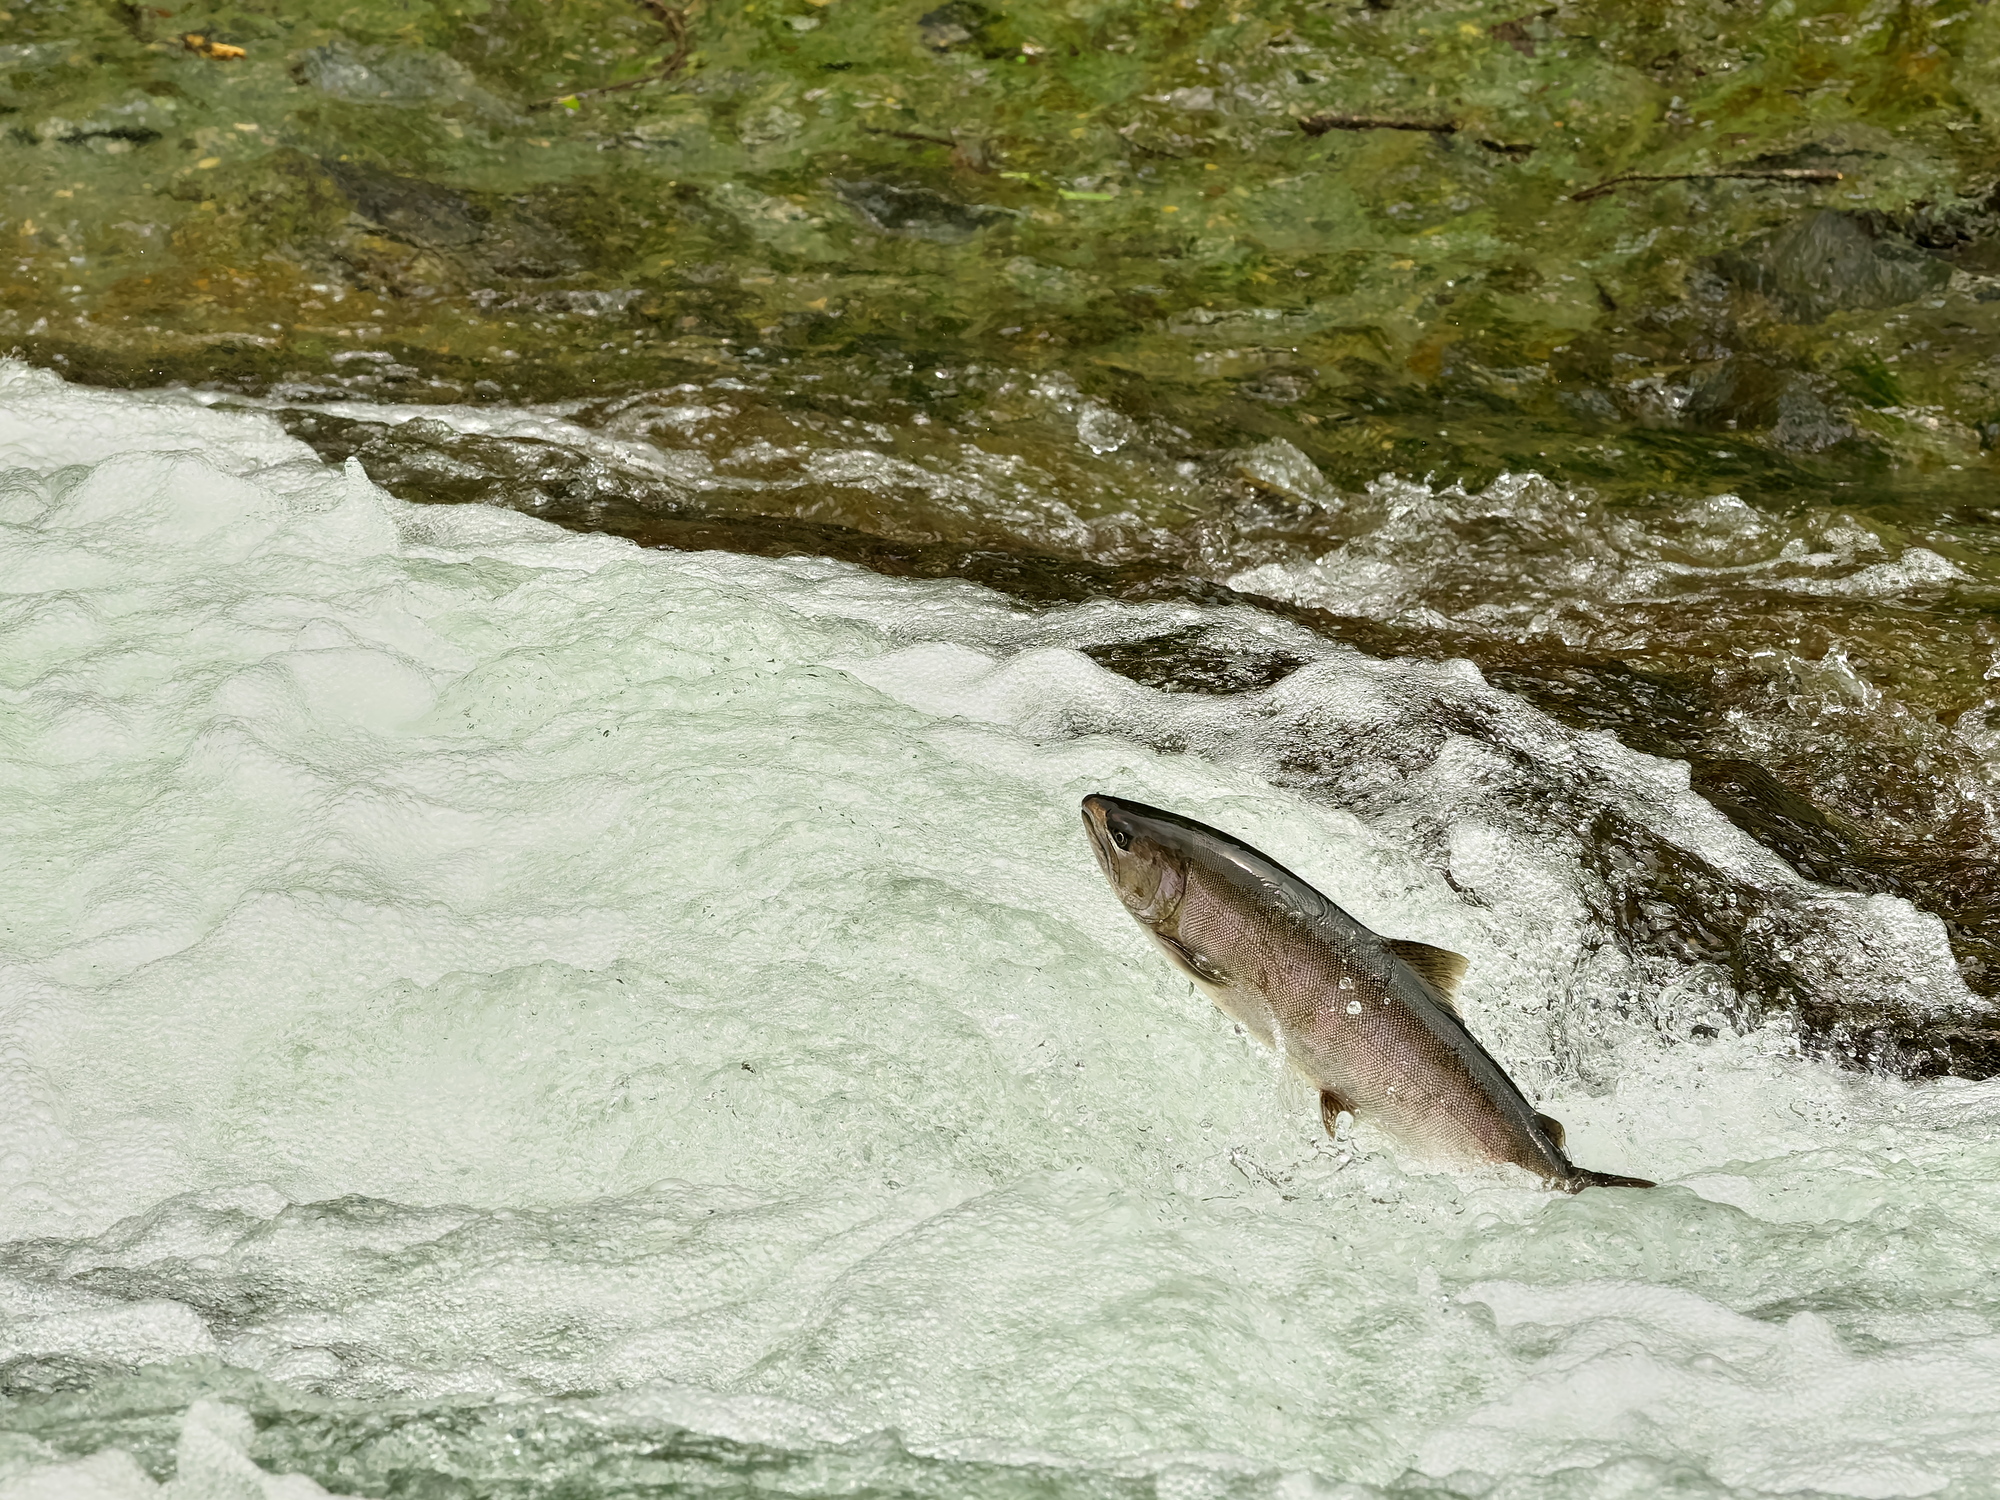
[5,361,2000,1500]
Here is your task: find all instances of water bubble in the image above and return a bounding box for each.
[1076,401,1136,454]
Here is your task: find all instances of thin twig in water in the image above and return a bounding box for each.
[864,126,959,149]
[533,0,693,111]
[1301,112,1457,136]
[1569,167,1842,202]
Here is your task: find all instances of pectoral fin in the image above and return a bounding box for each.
[1319,1089,1354,1137]
[1533,1112,1567,1151]
[1156,933,1229,986]
[1384,939,1469,1014]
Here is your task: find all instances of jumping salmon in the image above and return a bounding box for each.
[1081,794,1652,1192]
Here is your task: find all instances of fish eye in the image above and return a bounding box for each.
[1111,828,1132,851]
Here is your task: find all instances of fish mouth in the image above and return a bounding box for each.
[1080,795,1116,864]
[1083,792,1146,823]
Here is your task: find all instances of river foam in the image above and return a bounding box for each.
[3,362,1999,1500]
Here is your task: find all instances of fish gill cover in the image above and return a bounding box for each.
[4,364,2000,1498]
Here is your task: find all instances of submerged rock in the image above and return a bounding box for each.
[917,2,997,54]
[1715,210,1952,323]
[832,179,1014,242]
[325,161,583,282]
[1684,358,1854,453]
[298,39,481,106]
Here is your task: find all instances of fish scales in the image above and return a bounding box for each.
[1082,794,1652,1193]
[1152,822,1527,1164]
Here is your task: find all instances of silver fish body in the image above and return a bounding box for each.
[1082,794,1651,1192]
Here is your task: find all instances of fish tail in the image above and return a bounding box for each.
[1563,1166,1655,1192]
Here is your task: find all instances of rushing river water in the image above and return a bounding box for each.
[5,360,2000,1500]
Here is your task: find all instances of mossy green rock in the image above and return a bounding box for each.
[6,0,2000,495]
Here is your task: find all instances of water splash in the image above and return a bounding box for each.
[6,364,2000,1499]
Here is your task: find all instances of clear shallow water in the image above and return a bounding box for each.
[3,362,2000,1499]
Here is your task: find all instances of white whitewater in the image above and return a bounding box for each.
[1,363,1997,1500]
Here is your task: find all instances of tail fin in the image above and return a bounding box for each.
[1565,1167,1655,1192]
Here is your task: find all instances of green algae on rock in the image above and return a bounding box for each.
[5,0,2000,493]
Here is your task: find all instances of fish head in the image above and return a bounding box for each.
[1081,794,1188,927]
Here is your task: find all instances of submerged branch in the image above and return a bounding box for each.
[1300,112,1457,136]
[533,0,693,111]
[1569,167,1843,202]
[864,127,959,149]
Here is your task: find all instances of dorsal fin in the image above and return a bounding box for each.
[1383,939,1469,1014]
[1533,1111,1567,1151]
